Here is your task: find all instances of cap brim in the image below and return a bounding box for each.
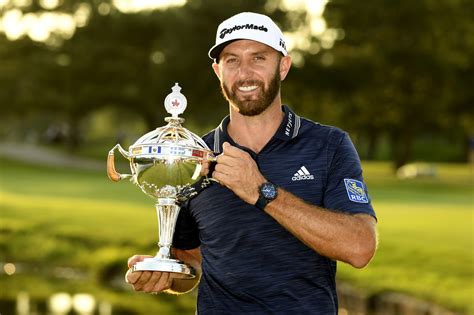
[208,43,225,60]
[208,39,240,60]
[208,38,287,61]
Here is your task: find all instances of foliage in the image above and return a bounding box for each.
[319,0,474,167]
[0,0,282,139]
[0,0,473,166]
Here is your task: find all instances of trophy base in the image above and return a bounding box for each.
[133,257,195,279]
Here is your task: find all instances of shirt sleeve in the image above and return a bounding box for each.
[323,130,376,219]
[172,201,201,250]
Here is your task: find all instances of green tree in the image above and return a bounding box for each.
[2,0,471,164]
[0,0,298,148]
[321,0,474,167]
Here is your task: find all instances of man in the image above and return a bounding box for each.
[126,12,377,314]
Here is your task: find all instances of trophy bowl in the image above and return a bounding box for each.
[107,83,215,278]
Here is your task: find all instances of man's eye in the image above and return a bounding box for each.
[254,56,265,61]
[226,58,237,64]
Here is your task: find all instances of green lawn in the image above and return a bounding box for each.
[0,158,473,314]
[0,158,197,314]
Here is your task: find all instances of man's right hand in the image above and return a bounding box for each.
[125,255,174,293]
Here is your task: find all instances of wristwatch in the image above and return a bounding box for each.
[255,182,278,210]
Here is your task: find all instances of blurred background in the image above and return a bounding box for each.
[0,0,472,314]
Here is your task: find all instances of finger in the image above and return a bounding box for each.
[132,271,153,291]
[221,142,238,157]
[142,271,166,293]
[222,141,231,150]
[152,272,173,292]
[125,268,142,285]
[211,169,223,183]
[222,142,247,157]
[222,141,235,154]
[211,171,232,189]
[212,165,231,181]
[213,162,231,175]
[216,154,242,169]
[217,142,249,165]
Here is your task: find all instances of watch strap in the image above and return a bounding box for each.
[255,195,269,210]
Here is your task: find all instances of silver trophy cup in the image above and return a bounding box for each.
[107,83,215,278]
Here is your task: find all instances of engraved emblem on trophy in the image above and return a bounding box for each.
[106,83,215,278]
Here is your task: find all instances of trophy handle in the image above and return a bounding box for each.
[107,144,133,182]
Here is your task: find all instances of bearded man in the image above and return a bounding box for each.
[126,12,378,315]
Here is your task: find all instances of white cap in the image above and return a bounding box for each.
[208,12,288,60]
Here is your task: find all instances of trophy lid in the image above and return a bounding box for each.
[164,83,187,120]
[128,83,212,161]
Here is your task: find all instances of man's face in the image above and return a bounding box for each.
[213,40,284,116]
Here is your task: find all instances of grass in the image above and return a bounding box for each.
[0,158,473,314]
[0,158,197,314]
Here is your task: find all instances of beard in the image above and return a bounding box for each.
[220,66,281,116]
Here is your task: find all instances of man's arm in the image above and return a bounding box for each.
[264,189,377,268]
[126,247,202,294]
[213,142,377,268]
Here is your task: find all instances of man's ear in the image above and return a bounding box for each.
[279,55,292,81]
[212,62,221,79]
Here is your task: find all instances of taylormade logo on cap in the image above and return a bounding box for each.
[220,24,269,39]
[209,12,288,60]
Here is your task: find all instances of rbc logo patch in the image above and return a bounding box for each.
[344,179,369,203]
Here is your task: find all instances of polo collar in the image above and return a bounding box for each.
[212,105,301,154]
[275,105,302,141]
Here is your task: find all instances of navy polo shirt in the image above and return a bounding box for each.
[173,105,376,314]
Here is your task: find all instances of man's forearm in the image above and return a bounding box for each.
[165,247,202,294]
[264,188,378,268]
[166,275,200,294]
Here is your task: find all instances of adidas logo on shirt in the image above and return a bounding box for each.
[292,166,314,181]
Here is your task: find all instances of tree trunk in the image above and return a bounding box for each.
[366,128,379,160]
[390,130,414,170]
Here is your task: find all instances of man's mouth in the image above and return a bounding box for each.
[237,85,259,92]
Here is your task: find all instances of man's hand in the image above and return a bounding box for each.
[126,248,202,295]
[212,142,266,204]
[125,255,173,293]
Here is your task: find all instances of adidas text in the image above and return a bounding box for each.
[292,174,314,181]
[292,166,314,181]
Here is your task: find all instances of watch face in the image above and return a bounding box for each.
[261,183,277,200]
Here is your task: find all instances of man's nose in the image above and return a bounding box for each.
[237,59,253,78]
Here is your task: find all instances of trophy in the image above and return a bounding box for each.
[106,83,215,278]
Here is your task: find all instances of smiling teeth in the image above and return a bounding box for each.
[238,86,258,92]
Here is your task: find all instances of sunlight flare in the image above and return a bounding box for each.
[113,0,186,13]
